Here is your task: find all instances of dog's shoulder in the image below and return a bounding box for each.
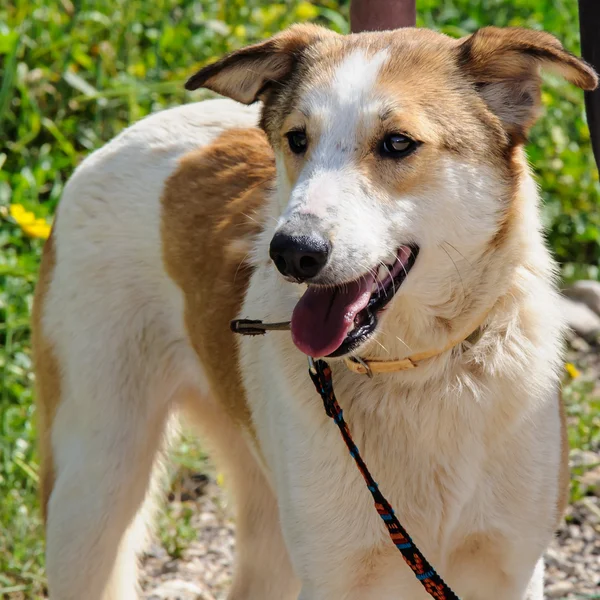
[161,126,275,427]
[161,125,274,298]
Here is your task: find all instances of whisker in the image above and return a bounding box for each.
[240,211,260,225]
[440,244,466,299]
[442,241,474,270]
[395,336,413,352]
[400,246,415,280]
[233,250,253,284]
[378,328,413,353]
[240,210,277,228]
[380,260,395,297]
[399,256,409,282]
[372,337,390,354]
[357,261,381,295]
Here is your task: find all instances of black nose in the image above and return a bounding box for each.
[269,232,331,281]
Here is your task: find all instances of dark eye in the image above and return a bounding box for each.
[286,130,308,154]
[381,133,416,157]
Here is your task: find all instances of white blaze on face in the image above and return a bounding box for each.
[329,47,390,103]
[283,48,391,218]
[304,48,390,172]
[279,49,393,281]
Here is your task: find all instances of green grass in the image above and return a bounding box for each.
[1,0,599,597]
[565,377,600,503]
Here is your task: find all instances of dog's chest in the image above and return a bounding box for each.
[327,373,490,535]
[240,329,490,562]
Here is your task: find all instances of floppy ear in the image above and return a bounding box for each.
[458,27,598,140]
[185,24,334,104]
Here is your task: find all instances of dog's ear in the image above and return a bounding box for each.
[185,24,334,104]
[458,27,598,140]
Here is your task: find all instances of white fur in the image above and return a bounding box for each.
[40,72,564,600]
[42,100,270,599]
[244,47,564,599]
[281,50,394,281]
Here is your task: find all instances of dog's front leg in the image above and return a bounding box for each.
[447,543,546,600]
[244,357,434,600]
[524,559,544,600]
[296,573,433,600]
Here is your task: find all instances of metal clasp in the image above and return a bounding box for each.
[352,356,374,378]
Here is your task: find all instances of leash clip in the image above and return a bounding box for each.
[350,356,374,378]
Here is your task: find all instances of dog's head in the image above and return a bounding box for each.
[187,26,596,359]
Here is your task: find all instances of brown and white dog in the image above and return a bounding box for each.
[33,25,597,600]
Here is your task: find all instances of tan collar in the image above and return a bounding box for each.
[230,309,493,377]
[344,310,491,377]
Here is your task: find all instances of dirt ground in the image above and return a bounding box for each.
[140,486,600,600]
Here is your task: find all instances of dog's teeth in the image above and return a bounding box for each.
[377,265,387,281]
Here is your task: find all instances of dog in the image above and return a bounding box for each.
[33,24,597,599]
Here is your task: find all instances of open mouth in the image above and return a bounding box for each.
[290,245,419,357]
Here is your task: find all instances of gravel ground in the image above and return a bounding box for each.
[141,486,233,600]
[140,488,600,600]
[141,337,600,600]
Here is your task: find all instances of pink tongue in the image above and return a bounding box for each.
[291,275,375,357]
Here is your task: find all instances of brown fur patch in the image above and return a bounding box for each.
[31,230,61,521]
[459,27,597,91]
[161,128,275,434]
[435,316,453,333]
[486,148,525,254]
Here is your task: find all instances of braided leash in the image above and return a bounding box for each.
[308,358,460,600]
[231,318,461,598]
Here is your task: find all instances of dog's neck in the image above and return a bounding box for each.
[343,302,494,375]
[345,170,560,378]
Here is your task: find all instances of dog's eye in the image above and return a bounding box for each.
[286,130,308,154]
[381,134,416,157]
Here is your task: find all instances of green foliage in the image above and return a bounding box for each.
[417,0,600,279]
[565,377,600,503]
[0,233,45,596]
[158,504,199,560]
[0,0,599,597]
[0,1,346,595]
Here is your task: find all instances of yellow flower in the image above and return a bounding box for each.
[24,221,52,239]
[233,25,246,39]
[10,203,33,224]
[216,472,225,487]
[9,203,51,240]
[295,1,318,20]
[565,362,580,379]
[128,63,146,78]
